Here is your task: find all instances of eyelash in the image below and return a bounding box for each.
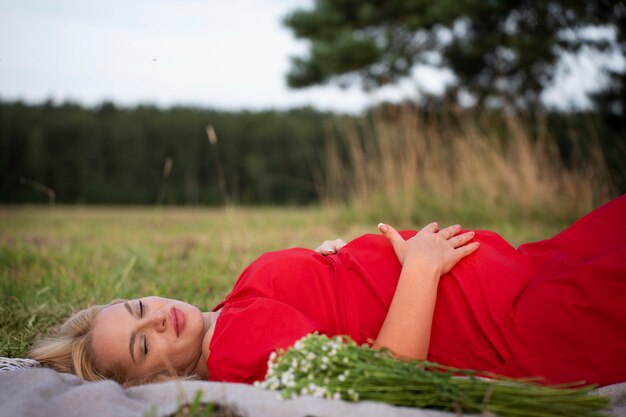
[138,300,148,356]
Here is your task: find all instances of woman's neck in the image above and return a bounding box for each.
[194,309,221,379]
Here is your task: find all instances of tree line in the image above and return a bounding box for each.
[1,99,624,205]
[1,100,329,205]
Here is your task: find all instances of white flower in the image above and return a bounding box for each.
[281,371,295,387]
[333,392,342,400]
[313,386,327,398]
[347,389,360,401]
[266,377,280,390]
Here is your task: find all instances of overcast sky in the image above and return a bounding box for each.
[0,0,623,113]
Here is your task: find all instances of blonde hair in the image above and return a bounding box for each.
[27,299,195,388]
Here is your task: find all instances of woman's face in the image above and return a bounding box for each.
[91,296,207,381]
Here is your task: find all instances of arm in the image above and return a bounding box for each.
[373,222,479,360]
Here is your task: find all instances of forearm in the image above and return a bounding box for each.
[373,260,440,360]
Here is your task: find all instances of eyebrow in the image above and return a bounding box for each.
[125,302,137,363]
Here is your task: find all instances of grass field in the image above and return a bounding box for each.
[0,204,577,358]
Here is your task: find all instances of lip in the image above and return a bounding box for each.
[170,306,185,337]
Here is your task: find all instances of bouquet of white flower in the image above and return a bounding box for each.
[256,333,609,417]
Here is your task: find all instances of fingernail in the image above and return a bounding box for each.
[327,248,335,253]
[378,223,388,233]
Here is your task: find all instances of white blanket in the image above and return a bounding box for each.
[1,368,625,417]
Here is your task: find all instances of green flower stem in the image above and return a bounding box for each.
[259,333,611,417]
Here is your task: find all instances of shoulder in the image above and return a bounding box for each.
[233,247,331,286]
[214,247,332,309]
[207,298,319,383]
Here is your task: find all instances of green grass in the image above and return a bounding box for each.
[0,205,571,358]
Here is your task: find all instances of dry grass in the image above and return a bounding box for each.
[320,106,613,229]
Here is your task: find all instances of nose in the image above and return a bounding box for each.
[140,310,167,333]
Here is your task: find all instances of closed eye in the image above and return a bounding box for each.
[138,300,148,357]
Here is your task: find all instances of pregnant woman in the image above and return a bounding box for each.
[29,195,626,388]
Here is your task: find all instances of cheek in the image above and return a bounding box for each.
[148,341,178,370]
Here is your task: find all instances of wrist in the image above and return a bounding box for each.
[402,257,442,281]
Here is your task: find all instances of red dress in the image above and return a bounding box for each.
[207,195,626,386]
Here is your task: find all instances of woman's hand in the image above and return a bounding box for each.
[378,222,479,276]
[315,239,346,256]
[374,222,479,360]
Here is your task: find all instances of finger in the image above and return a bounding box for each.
[438,224,461,240]
[449,231,475,248]
[455,241,480,259]
[316,247,332,255]
[334,239,347,251]
[315,240,333,255]
[325,241,336,254]
[421,222,439,233]
[378,223,406,253]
